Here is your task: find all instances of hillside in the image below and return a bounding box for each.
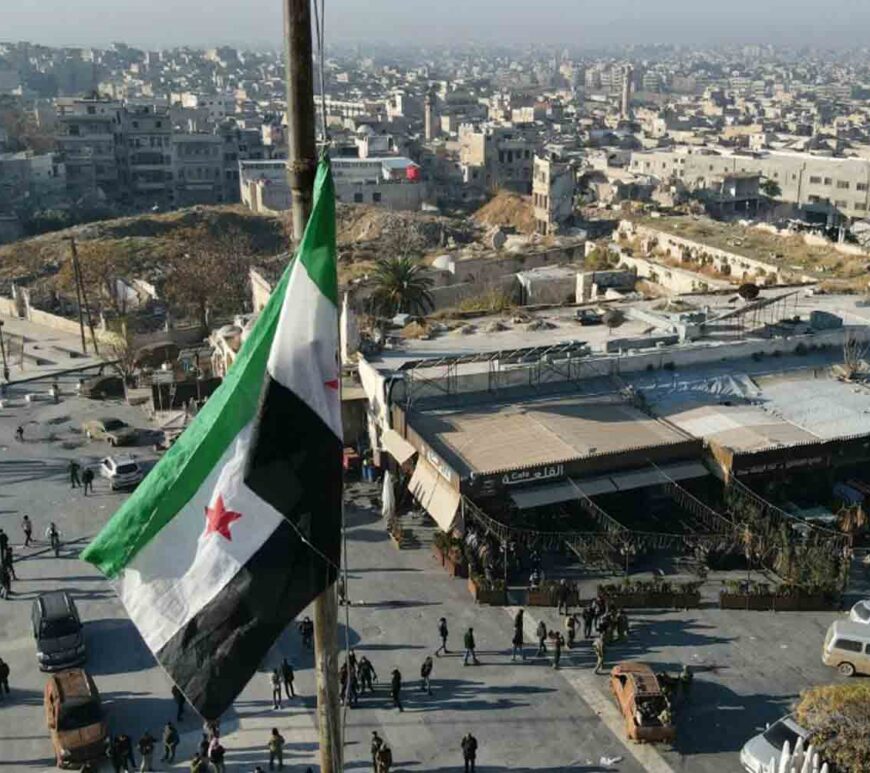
[473,191,536,235]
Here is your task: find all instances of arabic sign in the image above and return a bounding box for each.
[501,464,565,486]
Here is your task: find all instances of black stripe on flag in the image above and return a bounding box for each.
[158,377,342,719]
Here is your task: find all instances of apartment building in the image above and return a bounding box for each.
[532,156,575,235]
[123,104,173,209]
[173,134,225,206]
[0,151,66,212]
[630,147,870,221]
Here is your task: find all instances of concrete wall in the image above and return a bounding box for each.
[617,252,733,294]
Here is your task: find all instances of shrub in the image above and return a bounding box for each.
[795,682,870,771]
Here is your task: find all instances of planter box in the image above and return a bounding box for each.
[720,592,841,611]
[467,577,506,606]
[601,591,700,610]
[527,589,554,606]
[432,544,468,578]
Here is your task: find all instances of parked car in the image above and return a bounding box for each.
[80,374,124,400]
[848,599,870,624]
[576,308,603,325]
[99,455,144,491]
[82,417,137,446]
[609,662,676,743]
[32,591,85,672]
[44,668,107,768]
[822,619,870,676]
[740,714,809,773]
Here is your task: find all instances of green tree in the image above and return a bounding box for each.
[761,178,782,199]
[369,256,434,317]
[796,682,870,770]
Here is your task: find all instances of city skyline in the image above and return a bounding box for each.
[3,0,870,50]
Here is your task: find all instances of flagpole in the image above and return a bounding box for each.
[284,2,342,772]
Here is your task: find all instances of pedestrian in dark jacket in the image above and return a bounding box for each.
[581,605,594,638]
[0,657,10,696]
[420,655,433,694]
[280,657,295,699]
[69,460,81,488]
[0,528,8,556]
[370,731,383,772]
[21,515,32,547]
[115,734,135,771]
[557,579,570,615]
[0,563,11,599]
[511,626,525,662]
[461,733,478,773]
[390,668,403,712]
[138,731,156,771]
[162,722,179,763]
[435,616,449,655]
[358,655,377,692]
[82,467,94,495]
[463,627,480,665]
[553,631,564,670]
[4,546,15,579]
[536,620,548,656]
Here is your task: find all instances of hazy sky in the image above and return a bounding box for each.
[3,0,870,50]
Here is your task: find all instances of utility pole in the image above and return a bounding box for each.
[284,3,342,773]
[67,237,88,355]
[69,238,100,356]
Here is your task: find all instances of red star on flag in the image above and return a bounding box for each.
[204,494,242,541]
[324,378,339,390]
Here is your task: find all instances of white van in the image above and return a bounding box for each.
[822,619,870,676]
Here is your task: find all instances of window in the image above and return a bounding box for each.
[353,192,363,203]
[856,203,867,211]
[86,106,95,115]
[834,638,862,653]
[372,192,382,203]
[156,121,162,128]
[859,183,868,191]
[836,200,848,208]
[824,177,832,185]
[837,180,850,190]
[809,176,822,184]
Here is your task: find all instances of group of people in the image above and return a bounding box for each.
[106,724,180,773]
[268,658,296,709]
[335,649,412,712]
[69,459,95,495]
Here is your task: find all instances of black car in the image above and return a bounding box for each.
[32,591,86,671]
[80,375,125,400]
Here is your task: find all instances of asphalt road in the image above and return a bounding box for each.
[0,373,856,772]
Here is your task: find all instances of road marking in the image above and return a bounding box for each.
[507,607,677,773]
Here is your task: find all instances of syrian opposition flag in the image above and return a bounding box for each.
[82,157,342,720]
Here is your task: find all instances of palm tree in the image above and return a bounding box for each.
[369,256,434,317]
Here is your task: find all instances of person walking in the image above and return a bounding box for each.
[557,579,570,615]
[0,528,8,558]
[280,658,295,699]
[339,662,348,705]
[461,732,478,773]
[267,728,284,770]
[390,668,403,712]
[581,604,594,639]
[553,631,564,670]
[0,562,11,599]
[270,668,282,709]
[375,744,393,773]
[14,425,23,442]
[208,739,226,773]
[21,515,32,547]
[45,522,61,557]
[189,752,205,773]
[82,467,95,496]
[511,625,525,662]
[162,722,179,763]
[435,616,449,656]
[115,734,135,771]
[566,613,577,648]
[593,635,606,674]
[137,731,155,772]
[0,657,10,697]
[616,609,629,641]
[358,655,377,693]
[298,616,313,649]
[4,546,16,579]
[535,619,548,656]
[171,684,186,721]
[463,627,480,666]
[370,731,383,772]
[420,655,433,695]
[69,460,81,488]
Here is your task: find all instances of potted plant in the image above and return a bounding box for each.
[468,574,507,606]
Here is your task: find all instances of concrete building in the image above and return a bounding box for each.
[55,96,123,200]
[630,147,870,222]
[532,155,575,235]
[172,134,225,206]
[0,151,66,212]
[239,156,424,214]
[458,124,537,193]
[123,104,173,209]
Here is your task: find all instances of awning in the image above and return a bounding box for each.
[510,480,580,509]
[381,429,417,465]
[408,458,461,532]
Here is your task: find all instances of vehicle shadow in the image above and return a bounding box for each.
[85,618,156,675]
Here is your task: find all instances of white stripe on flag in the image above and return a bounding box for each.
[267,256,342,439]
[115,424,285,653]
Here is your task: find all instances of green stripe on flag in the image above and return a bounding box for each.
[82,157,336,578]
[298,157,337,307]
